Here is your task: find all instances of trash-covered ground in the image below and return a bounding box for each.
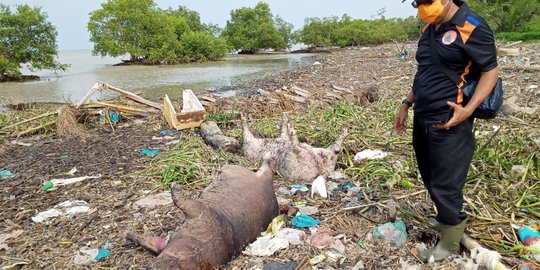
[0,42,539,269]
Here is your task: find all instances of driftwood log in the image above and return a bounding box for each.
[200,121,240,153]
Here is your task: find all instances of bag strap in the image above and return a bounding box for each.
[428,25,466,104]
[428,25,462,85]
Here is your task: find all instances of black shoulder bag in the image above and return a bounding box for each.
[428,25,503,119]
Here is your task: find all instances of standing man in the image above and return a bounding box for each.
[394,0,499,262]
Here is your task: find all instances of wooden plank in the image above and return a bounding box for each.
[331,85,353,93]
[283,93,306,103]
[163,95,179,129]
[87,102,157,116]
[291,86,311,97]
[257,89,272,96]
[99,82,163,110]
[75,83,100,109]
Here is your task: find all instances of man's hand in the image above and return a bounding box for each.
[394,104,409,135]
[434,101,473,129]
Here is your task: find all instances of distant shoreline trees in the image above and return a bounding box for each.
[87,0,228,64]
[0,4,67,82]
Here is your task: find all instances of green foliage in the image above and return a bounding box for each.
[0,4,65,80]
[178,31,228,62]
[496,16,540,41]
[87,0,227,64]
[222,2,289,53]
[467,0,540,32]
[297,16,341,47]
[298,15,422,47]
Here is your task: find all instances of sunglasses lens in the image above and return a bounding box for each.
[412,1,418,8]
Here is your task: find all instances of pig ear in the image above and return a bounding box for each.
[124,231,166,254]
[171,183,203,219]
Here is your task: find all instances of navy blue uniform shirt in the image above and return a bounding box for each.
[412,0,498,116]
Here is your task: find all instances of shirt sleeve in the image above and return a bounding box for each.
[463,19,498,72]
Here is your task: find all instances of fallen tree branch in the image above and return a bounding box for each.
[0,111,59,131]
[13,121,56,137]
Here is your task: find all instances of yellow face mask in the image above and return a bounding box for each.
[418,0,449,24]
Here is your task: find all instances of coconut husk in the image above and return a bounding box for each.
[56,106,87,137]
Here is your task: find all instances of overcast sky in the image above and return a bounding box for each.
[2,0,417,51]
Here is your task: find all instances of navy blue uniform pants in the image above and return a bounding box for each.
[412,113,476,225]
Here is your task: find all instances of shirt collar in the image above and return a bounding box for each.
[449,0,470,27]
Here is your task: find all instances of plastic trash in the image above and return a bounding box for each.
[41,181,54,191]
[152,135,176,141]
[141,149,161,157]
[166,139,180,145]
[73,241,111,265]
[338,182,357,191]
[291,213,320,228]
[309,254,326,265]
[264,215,285,236]
[134,192,173,209]
[160,129,179,136]
[109,110,119,124]
[325,249,346,264]
[328,171,346,180]
[307,233,335,249]
[276,228,306,245]
[372,220,408,246]
[515,225,540,262]
[42,175,101,191]
[519,261,537,270]
[297,206,319,215]
[291,200,308,207]
[290,184,309,194]
[32,200,90,224]
[352,260,365,270]
[353,149,389,162]
[263,261,298,270]
[278,186,291,195]
[311,176,328,198]
[0,170,16,179]
[242,235,289,256]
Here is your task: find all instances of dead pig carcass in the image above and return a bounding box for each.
[126,159,278,269]
[241,112,349,181]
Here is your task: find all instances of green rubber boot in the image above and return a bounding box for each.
[419,219,467,262]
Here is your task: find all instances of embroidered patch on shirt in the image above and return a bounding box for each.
[442,30,458,45]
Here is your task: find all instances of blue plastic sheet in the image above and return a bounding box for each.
[160,129,179,136]
[0,170,16,179]
[291,213,320,228]
[141,149,161,157]
[372,220,408,246]
[108,111,119,124]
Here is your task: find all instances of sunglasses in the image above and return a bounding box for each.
[402,0,434,8]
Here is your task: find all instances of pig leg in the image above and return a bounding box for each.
[256,152,273,179]
[240,112,256,142]
[125,231,168,254]
[288,123,301,154]
[279,112,290,141]
[328,127,350,153]
[171,183,206,219]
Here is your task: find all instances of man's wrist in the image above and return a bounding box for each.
[402,98,413,108]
